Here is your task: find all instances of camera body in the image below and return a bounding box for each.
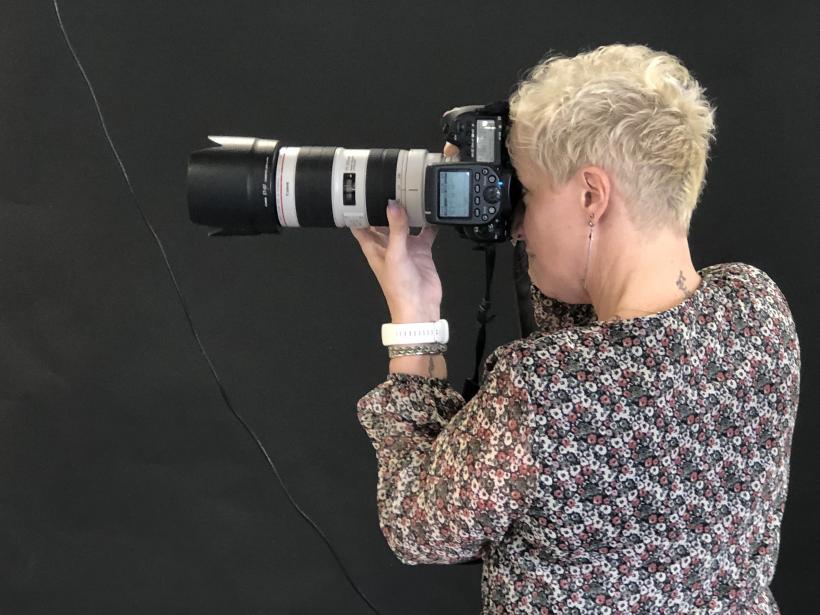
[186,100,521,243]
[424,162,511,240]
[425,100,518,242]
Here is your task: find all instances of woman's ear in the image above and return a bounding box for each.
[581,166,610,221]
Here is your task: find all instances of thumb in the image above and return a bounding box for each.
[386,199,409,252]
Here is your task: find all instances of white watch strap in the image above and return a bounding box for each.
[381,319,449,346]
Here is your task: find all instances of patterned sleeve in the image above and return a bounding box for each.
[355,348,540,565]
[530,282,597,333]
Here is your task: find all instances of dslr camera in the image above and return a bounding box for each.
[186,101,521,243]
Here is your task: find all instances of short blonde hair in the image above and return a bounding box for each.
[507,43,717,235]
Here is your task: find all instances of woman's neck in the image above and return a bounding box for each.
[588,228,700,323]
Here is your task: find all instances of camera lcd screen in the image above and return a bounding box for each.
[438,170,471,218]
[476,119,496,162]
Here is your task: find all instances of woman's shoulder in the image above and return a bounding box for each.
[485,324,603,381]
[484,261,797,385]
[700,260,774,287]
[700,261,795,319]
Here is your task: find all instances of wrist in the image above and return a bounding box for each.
[390,311,441,324]
[389,353,447,380]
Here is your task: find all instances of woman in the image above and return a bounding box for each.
[351,44,800,614]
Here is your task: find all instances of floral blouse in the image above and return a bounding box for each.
[356,262,801,614]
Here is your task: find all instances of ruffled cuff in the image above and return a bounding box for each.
[361,372,467,428]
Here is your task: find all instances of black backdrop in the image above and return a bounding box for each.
[1,1,817,614]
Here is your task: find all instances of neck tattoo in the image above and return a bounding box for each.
[676,270,694,299]
[605,270,696,324]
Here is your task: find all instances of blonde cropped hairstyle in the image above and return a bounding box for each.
[507,44,717,235]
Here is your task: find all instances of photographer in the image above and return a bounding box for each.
[351,44,800,614]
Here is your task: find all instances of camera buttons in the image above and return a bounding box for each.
[483,185,501,204]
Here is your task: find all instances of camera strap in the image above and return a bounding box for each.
[461,243,498,402]
[460,241,535,404]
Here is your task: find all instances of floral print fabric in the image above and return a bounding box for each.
[356,262,800,614]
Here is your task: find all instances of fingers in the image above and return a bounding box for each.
[350,226,388,251]
[352,200,437,250]
[417,221,439,247]
[355,142,454,248]
[386,201,409,255]
[350,201,400,252]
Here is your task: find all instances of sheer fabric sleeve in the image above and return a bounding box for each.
[355,348,540,565]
